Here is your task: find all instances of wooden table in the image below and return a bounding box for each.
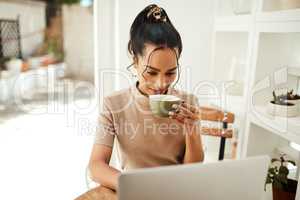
[75,186,117,200]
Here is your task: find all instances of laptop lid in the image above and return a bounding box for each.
[118,156,270,200]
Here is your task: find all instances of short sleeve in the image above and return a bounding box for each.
[94,97,115,147]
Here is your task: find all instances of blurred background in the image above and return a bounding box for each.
[0,0,95,199]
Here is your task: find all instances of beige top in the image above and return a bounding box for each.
[95,82,200,170]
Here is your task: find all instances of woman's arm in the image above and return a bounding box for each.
[169,101,204,163]
[183,128,204,163]
[88,144,121,191]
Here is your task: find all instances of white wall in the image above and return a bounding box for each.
[94,0,117,96]
[63,5,94,81]
[0,0,46,58]
[93,0,120,168]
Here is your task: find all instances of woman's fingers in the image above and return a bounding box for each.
[181,102,200,115]
[169,109,185,122]
[169,109,198,126]
[172,103,199,120]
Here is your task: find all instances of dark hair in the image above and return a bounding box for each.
[128,4,182,61]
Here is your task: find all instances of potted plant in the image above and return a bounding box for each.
[267,90,298,117]
[265,154,298,200]
[284,90,300,111]
[285,90,300,100]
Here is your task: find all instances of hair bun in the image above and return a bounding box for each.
[146,5,167,22]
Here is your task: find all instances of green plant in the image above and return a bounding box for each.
[265,154,296,191]
[285,90,300,100]
[0,57,11,71]
[272,90,294,106]
[47,38,64,61]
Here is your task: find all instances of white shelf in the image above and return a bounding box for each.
[257,8,300,22]
[215,0,300,197]
[257,21,300,33]
[215,9,300,32]
[289,67,300,76]
[249,105,300,144]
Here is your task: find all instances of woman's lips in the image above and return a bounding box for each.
[148,87,167,94]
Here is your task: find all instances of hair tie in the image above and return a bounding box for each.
[146,6,167,22]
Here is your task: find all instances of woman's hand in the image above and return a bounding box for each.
[168,102,200,129]
[169,102,204,163]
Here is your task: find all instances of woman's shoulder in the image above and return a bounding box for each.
[101,87,134,111]
[103,87,132,102]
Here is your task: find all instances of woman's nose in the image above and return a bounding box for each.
[154,76,167,89]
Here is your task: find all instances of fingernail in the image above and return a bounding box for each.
[169,111,174,116]
[172,104,178,109]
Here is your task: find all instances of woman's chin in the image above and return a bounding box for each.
[147,90,156,95]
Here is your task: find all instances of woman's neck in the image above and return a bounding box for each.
[136,81,149,97]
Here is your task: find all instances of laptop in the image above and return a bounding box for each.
[118,156,270,200]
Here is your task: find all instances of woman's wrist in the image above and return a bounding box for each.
[113,171,121,191]
[184,121,201,137]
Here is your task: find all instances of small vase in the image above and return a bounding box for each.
[267,101,298,117]
[285,99,300,111]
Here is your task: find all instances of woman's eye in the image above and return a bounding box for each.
[166,72,176,76]
[147,71,158,76]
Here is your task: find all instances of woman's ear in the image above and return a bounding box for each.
[133,56,138,69]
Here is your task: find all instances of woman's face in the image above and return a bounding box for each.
[134,43,178,95]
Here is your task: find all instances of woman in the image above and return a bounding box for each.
[89,4,204,191]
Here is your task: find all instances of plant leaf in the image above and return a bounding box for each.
[287,160,296,166]
[279,166,289,176]
[271,158,280,163]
